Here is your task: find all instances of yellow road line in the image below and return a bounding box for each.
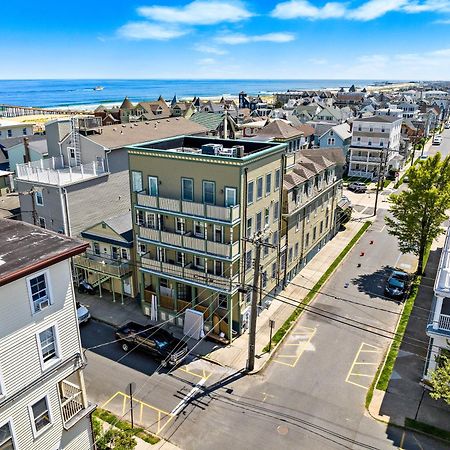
[345,342,382,389]
[178,365,212,381]
[273,327,316,368]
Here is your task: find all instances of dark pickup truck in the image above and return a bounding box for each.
[115,321,188,367]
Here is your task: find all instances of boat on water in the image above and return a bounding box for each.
[93,86,104,91]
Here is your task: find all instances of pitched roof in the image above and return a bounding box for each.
[256,119,304,139]
[355,114,402,123]
[296,124,315,137]
[0,135,46,150]
[87,117,207,149]
[120,97,134,110]
[321,122,352,140]
[189,112,225,131]
[104,212,133,242]
[301,147,345,165]
[0,218,88,287]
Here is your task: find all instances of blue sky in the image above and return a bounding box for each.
[3,0,450,79]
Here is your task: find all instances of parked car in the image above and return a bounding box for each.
[445,123,450,129]
[433,135,442,145]
[76,302,91,324]
[115,321,188,367]
[403,175,409,183]
[348,182,367,193]
[385,270,409,300]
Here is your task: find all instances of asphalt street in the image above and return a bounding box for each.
[424,126,450,158]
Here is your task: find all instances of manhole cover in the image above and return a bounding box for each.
[277,425,289,435]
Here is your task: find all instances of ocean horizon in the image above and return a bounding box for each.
[0,78,408,109]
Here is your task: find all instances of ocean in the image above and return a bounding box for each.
[0,79,397,109]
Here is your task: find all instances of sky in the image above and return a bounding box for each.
[3,0,450,79]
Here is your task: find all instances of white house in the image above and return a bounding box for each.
[425,226,450,379]
[0,219,94,450]
[0,121,34,140]
[348,114,403,180]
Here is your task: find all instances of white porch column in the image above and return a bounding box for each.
[433,296,443,329]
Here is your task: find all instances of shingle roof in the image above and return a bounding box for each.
[104,212,133,242]
[120,97,134,110]
[0,135,46,150]
[189,112,225,131]
[296,124,315,137]
[256,119,304,139]
[355,115,402,123]
[301,148,346,165]
[87,117,207,149]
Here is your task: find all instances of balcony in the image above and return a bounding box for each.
[139,226,240,259]
[136,193,240,223]
[427,296,450,337]
[59,372,94,429]
[141,256,239,292]
[73,252,132,277]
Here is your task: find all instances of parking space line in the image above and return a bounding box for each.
[178,365,212,381]
[273,327,316,368]
[345,342,382,389]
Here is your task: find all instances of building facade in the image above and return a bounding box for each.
[128,137,342,342]
[348,115,403,180]
[0,219,94,450]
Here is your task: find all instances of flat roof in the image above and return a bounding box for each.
[0,219,88,286]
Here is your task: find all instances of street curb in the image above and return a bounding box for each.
[249,221,373,375]
[89,316,120,329]
[193,353,226,368]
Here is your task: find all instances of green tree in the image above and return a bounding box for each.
[429,355,450,405]
[385,153,450,274]
[92,418,137,450]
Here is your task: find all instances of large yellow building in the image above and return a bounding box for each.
[127,136,342,342]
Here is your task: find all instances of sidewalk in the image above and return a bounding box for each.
[369,234,450,431]
[84,219,371,373]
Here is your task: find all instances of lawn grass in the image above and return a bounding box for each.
[262,221,371,353]
[405,418,450,443]
[94,408,160,445]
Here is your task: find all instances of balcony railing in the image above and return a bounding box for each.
[438,314,450,331]
[73,252,131,277]
[141,256,239,292]
[136,193,240,223]
[139,226,240,259]
[60,380,85,425]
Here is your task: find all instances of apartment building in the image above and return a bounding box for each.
[425,226,450,379]
[0,120,34,140]
[0,219,94,450]
[348,114,403,180]
[128,137,342,342]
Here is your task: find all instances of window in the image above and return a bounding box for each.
[313,226,317,241]
[112,247,119,260]
[136,210,144,226]
[296,213,301,231]
[218,294,228,309]
[275,169,281,190]
[146,212,157,229]
[181,178,194,202]
[261,271,267,289]
[93,242,100,255]
[38,217,46,229]
[28,272,51,313]
[327,138,335,145]
[272,230,279,246]
[23,128,27,135]
[246,217,253,237]
[35,191,43,206]
[0,368,5,398]
[7,130,12,138]
[245,250,253,271]
[305,233,310,247]
[256,212,262,232]
[121,248,128,261]
[176,252,184,266]
[0,420,15,449]
[175,217,185,234]
[195,256,204,269]
[214,226,223,243]
[131,171,143,193]
[194,221,204,238]
[265,173,272,195]
[138,243,146,255]
[29,395,52,437]
[157,247,165,262]
[203,181,215,205]
[264,207,270,228]
[225,187,237,207]
[295,243,299,258]
[320,221,323,234]
[256,177,263,199]
[273,201,279,221]
[263,238,269,257]
[37,326,59,368]
[272,262,277,279]
[288,247,293,262]
[148,176,158,196]
[215,260,223,276]
[247,181,254,204]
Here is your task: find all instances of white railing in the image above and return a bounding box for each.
[60,380,84,424]
[439,314,450,331]
[141,256,239,291]
[136,193,240,222]
[16,158,107,185]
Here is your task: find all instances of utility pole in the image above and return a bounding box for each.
[245,233,275,372]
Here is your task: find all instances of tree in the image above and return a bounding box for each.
[93,418,137,450]
[429,355,450,405]
[385,153,450,274]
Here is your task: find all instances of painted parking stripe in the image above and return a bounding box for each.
[273,327,316,368]
[345,342,382,389]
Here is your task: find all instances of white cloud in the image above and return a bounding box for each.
[216,32,295,44]
[272,1,346,19]
[198,58,216,65]
[118,22,188,40]
[272,0,450,20]
[138,1,253,25]
[194,44,228,55]
[435,17,450,22]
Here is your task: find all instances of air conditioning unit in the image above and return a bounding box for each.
[37,298,50,311]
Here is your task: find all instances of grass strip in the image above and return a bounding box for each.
[94,408,160,445]
[405,418,450,443]
[262,221,371,353]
